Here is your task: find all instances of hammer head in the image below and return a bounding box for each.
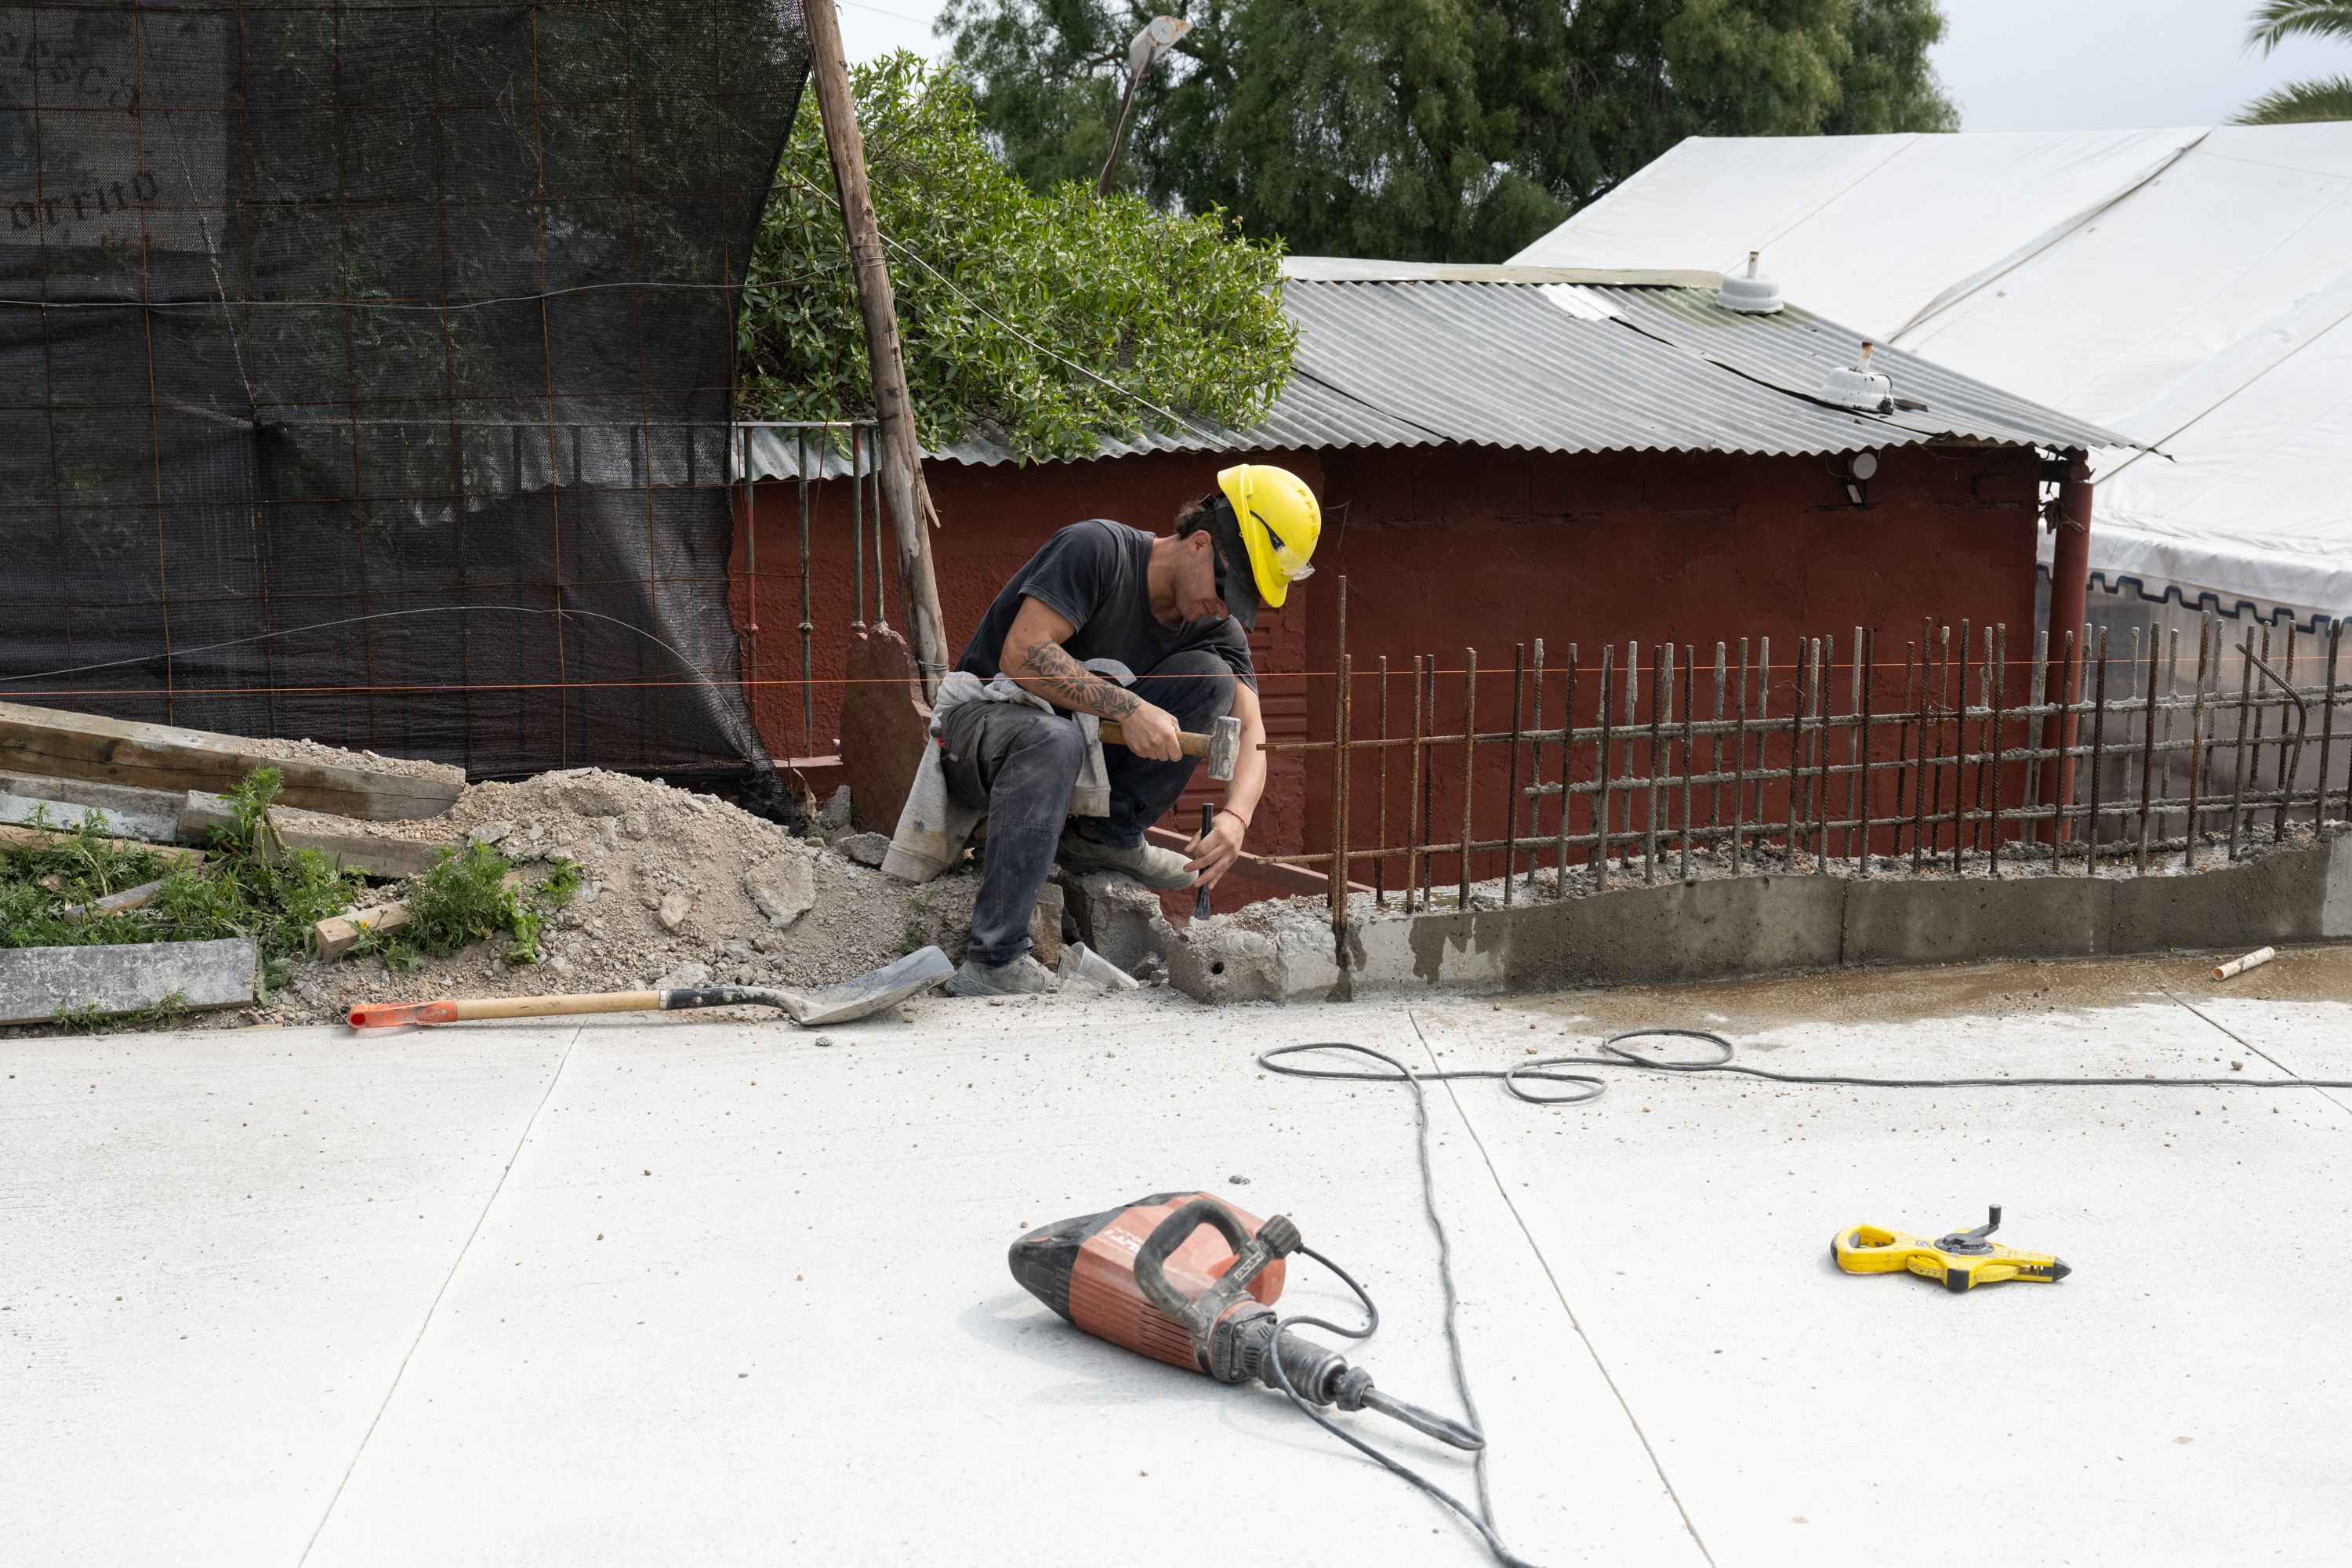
[1205,714,1242,782]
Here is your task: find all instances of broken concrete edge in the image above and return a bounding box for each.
[1157,835,2352,1005]
[0,935,256,1025]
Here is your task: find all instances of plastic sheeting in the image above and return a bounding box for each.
[1,1,808,779]
[1514,125,2352,630]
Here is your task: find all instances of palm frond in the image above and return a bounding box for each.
[2231,74,2352,123]
[2245,0,2352,55]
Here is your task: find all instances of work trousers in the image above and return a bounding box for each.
[938,648,1238,967]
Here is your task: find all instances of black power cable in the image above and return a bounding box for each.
[1256,1041,1542,1568]
[1251,1024,2352,1566]
[1262,1026,2352,1105]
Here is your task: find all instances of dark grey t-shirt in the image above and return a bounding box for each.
[956,520,1256,703]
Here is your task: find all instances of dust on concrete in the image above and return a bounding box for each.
[1415,946,2352,1040]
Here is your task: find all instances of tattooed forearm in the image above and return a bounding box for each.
[1014,637,1141,719]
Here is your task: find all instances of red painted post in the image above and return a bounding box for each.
[2039,451,2094,836]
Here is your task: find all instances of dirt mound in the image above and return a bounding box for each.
[270,769,987,1029]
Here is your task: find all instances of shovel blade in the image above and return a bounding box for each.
[782,944,953,1025]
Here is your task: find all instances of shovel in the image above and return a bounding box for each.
[347,945,953,1030]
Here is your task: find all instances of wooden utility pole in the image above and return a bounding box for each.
[800,0,950,695]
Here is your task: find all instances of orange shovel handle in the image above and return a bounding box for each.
[349,1000,459,1028]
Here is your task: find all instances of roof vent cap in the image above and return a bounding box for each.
[1823,341,1896,412]
[1717,251,1782,314]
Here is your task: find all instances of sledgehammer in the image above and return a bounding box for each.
[1096,713,1243,781]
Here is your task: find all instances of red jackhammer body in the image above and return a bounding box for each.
[1007,1190,1481,1450]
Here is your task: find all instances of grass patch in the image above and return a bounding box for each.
[0,772,370,960]
[388,844,584,967]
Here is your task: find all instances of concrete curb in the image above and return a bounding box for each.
[1164,836,2352,1005]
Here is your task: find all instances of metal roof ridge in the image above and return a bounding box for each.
[1283,258,1722,289]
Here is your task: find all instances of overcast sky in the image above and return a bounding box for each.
[831,0,2350,133]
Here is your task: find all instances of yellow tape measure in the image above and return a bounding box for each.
[1832,1206,2070,1294]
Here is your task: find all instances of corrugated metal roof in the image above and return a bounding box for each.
[745,274,2132,478]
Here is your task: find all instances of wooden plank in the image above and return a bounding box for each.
[0,822,205,865]
[315,902,411,960]
[0,936,255,1025]
[0,699,462,822]
[60,878,168,922]
[314,871,515,960]
[1142,826,1374,898]
[179,793,452,879]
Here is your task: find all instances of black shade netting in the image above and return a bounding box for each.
[1,0,808,779]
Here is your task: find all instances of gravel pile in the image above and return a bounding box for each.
[259,768,986,1029]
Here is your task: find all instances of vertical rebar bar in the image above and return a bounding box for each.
[1408,655,1427,914]
[1730,639,1750,872]
[1809,637,1828,869]
[2185,617,2211,869]
[2137,621,2159,873]
[2320,619,2343,827]
[1860,629,1878,875]
[1555,644,1577,897]
[1989,624,2006,878]
[2161,626,2181,841]
[2055,629,2078,862]
[850,426,866,631]
[2023,631,2049,845]
[1911,630,1932,869]
[1786,640,1807,869]
[1458,647,1477,909]
[1679,647,1696,880]
[1329,585,1353,935]
[1504,644,1525,904]
[1646,643,1668,884]
[1710,642,1727,858]
[2227,629,2256,862]
[1596,644,1615,892]
[1524,638,1544,897]
[1896,639,1918,866]
[1972,625,1993,860]
[1842,626,1864,863]
[797,432,814,749]
[1951,625,1969,875]
[1623,644,1640,873]
[2086,627,2110,873]
[2274,624,2297,844]
[1375,655,1390,909]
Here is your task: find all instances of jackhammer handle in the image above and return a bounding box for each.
[1132,1197,1254,1330]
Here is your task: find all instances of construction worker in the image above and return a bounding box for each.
[938,464,1320,997]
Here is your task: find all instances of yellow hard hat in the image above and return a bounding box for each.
[1216,463,1320,612]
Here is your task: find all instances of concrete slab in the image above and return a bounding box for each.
[1409,962,2352,1567]
[8,953,2351,1566]
[2,1025,572,1566]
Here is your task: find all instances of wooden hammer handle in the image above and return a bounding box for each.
[1096,722,1207,756]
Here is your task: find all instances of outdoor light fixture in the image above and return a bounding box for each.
[1844,449,1879,506]
[1094,16,1192,198]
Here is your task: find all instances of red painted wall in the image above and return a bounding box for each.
[733,441,2042,891]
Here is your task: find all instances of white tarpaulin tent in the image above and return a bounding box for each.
[1512,125,2352,631]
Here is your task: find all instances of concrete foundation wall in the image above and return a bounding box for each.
[1162,837,2352,1005]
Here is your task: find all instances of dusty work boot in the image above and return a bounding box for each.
[946,953,1056,999]
[1055,825,1196,890]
